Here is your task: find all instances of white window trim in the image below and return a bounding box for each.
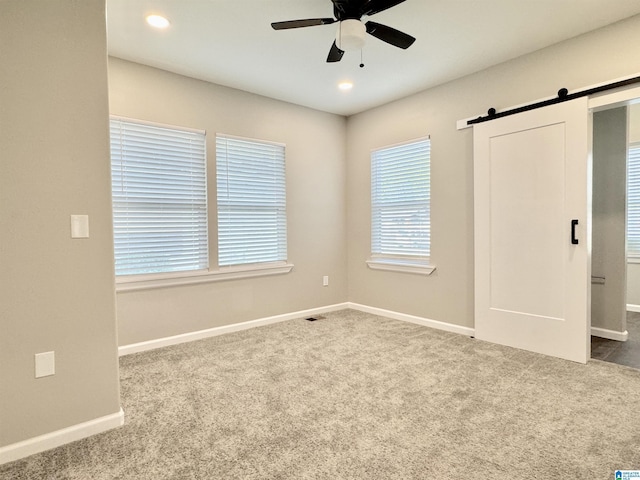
[110,125,295,292]
[366,256,436,275]
[115,262,294,292]
[110,115,205,135]
[368,136,434,275]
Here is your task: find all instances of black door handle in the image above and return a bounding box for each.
[571,219,579,245]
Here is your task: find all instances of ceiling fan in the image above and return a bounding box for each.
[271,0,416,63]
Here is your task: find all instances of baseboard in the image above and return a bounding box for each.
[119,301,474,356]
[346,302,628,343]
[118,302,351,356]
[627,304,640,313]
[591,326,629,342]
[0,408,124,466]
[347,302,476,337]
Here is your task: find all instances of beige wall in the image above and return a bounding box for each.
[346,15,640,328]
[108,58,348,346]
[592,108,627,332]
[0,0,120,447]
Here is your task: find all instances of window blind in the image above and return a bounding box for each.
[371,137,430,258]
[629,143,640,258]
[110,118,208,276]
[216,134,287,267]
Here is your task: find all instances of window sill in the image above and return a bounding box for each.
[116,263,294,292]
[366,258,436,276]
[629,257,640,265]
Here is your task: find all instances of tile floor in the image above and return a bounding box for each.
[591,311,640,369]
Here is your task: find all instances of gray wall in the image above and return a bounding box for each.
[346,15,640,328]
[0,0,120,447]
[108,59,348,346]
[592,108,628,333]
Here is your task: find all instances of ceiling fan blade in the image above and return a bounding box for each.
[365,21,415,49]
[361,0,407,16]
[271,18,336,30]
[326,41,345,62]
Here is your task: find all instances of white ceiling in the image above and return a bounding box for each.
[106,0,640,116]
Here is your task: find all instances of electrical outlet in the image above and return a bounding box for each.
[323,275,329,287]
[35,351,55,378]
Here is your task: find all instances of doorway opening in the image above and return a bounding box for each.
[590,102,640,368]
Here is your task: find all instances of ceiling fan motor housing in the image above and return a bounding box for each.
[336,19,366,51]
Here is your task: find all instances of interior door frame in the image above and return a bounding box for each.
[588,85,640,348]
[588,84,640,113]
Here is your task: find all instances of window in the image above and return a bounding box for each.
[629,142,640,260]
[110,117,208,277]
[216,134,287,267]
[368,137,434,275]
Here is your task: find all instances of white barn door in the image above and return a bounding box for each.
[473,98,590,363]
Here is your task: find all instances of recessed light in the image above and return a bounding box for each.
[146,14,170,29]
[338,81,353,91]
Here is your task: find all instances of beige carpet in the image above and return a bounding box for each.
[2,309,640,479]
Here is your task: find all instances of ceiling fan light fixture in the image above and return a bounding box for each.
[338,81,353,91]
[336,19,366,51]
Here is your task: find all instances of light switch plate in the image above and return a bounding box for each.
[70,215,89,238]
[35,351,55,378]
